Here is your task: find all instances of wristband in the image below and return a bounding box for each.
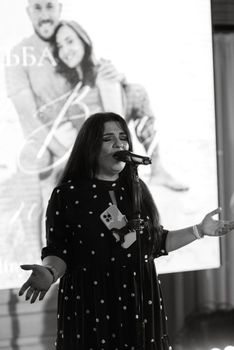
[44,266,57,283]
[192,225,204,239]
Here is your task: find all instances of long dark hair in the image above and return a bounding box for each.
[58,112,133,184]
[58,112,160,228]
[52,20,96,87]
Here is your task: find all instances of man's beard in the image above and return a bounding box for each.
[35,29,53,42]
[34,21,58,42]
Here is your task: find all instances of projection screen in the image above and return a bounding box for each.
[0,0,219,289]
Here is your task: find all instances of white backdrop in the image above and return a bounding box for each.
[0,0,219,288]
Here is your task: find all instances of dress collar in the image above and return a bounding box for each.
[92,177,121,191]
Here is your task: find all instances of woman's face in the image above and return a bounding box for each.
[56,25,85,69]
[96,121,130,181]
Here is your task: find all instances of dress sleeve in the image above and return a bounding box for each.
[153,225,169,259]
[41,187,72,267]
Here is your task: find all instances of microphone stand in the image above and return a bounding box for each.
[129,163,145,350]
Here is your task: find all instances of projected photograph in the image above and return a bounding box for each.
[0,0,219,289]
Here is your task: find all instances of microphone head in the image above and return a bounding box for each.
[113,150,129,162]
[113,150,151,165]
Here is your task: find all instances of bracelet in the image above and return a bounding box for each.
[44,266,57,283]
[192,225,204,239]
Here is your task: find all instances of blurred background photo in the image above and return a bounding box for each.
[0,1,234,349]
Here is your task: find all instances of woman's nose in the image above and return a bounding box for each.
[40,8,51,20]
[61,46,69,56]
[114,140,125,149]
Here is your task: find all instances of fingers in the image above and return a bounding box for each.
[99,57,110,63]
[24,287,42,303]
[97,59,124,82]
[218,219,234,227]
[215,220,234,236]
[207,207,222,217]
[215,227,227,236]
[98,70,119,80]
[30,290,40,304]
[19,280,31,296]
[225,220,234,227]
[216,226,231,236]
[26,288,41,303]
[19,265,36,297]
[39,291,48,301]
[25,287,35,301]
[219,220,234,227]
[98,63,114,74]
[213,220,234,236]
[19,283,47,302]
[19,264,50,302]
[20,264,35,271]
[135,117,156,147]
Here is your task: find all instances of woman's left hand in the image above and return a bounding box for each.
[199,207,234,237]
[96,58,126,83]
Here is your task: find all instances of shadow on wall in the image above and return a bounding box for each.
[173,304,234,350]
[5,286,57,350]
[9,289,20,350]
[41,285,58,349]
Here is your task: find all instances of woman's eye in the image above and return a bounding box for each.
[47,4,54,10]
[120,136,128,141]
[103,138,111,142]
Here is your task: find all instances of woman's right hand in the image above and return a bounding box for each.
[19,264,53,303]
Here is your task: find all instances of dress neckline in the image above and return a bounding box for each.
[93,177,120,190]
[64,176,123,191]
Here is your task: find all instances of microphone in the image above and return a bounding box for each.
[113,150,151,165]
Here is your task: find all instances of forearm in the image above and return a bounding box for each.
[42,256,67,283]
[11,92,67,158]
[166,224,203,252]
[46,136,68,158]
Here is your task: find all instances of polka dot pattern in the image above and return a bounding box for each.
[42,178,170,349]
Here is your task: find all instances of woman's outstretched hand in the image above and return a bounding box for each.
[199,208,234,237]
[19,264,53,303]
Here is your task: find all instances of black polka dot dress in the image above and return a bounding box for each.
[42,177,171,350]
